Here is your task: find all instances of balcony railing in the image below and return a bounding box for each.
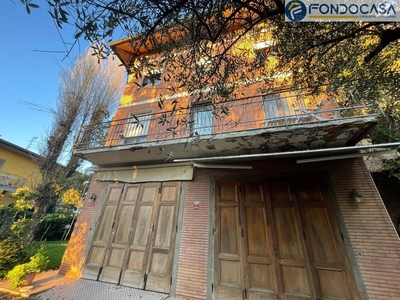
[74,88,381,151]
[0,171,27,192]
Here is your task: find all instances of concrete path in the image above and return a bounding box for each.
[0,270,185,300]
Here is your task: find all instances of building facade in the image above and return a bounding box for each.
[0,138,41,206]
[60,29,400,300]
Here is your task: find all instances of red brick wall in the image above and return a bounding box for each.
[175,158,400,300]
[175,170,211,299]
[58,174,108,277]
[329,159,400,299]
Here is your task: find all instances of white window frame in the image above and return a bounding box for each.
[142,69,162,86]
[123,112,152,143]
[253,40,277,62]
[191,103,213,135]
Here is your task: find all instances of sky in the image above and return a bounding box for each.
[0,2,92,154]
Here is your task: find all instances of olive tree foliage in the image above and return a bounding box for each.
[17,1,399,95]
[18,1,400,172]
[29,50,125,238]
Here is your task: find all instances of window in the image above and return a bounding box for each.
[263,92,290,120]
[195,56,213,75]
[0,159,5,170]
[253,41,277,64]
[191,104,213,135]
[142,70,162,86]
[123,114,152,143]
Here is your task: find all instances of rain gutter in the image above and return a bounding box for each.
[173,142,400,164]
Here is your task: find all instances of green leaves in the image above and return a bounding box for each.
[47,0,71,28]
[19,0,40,15]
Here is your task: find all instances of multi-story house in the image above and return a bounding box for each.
[60,26,400,300]
[0,138,41,206]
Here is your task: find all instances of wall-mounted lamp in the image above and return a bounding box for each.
[350,189,363,204]
[89,193,97,202]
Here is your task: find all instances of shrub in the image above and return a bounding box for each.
[0,239,28,278]
[6,251,49,289]
[0,206,16,240]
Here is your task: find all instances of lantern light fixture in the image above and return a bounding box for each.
[89,193,97,202]
[350,189,363,204]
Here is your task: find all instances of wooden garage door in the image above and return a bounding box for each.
[214,178,360,300]
[82,181,181,294]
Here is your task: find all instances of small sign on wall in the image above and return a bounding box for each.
[194,201,200,210]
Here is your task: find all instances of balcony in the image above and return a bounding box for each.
[73,88,382,167]
[0,171,27,192]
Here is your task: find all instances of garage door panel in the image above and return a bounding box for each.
[248,262,273,291]
[281,265,311,297]
[99,184,140,284]
[108,185,124,202]
[124,185,140,203]
[318,269,349,299]
[273,206,303,260]
[220,206,239,255]
[149,251,169,274]
[82,184,123,280]
[84,181,181,294]
[303,207,340,263]
[245,206,269,257]
[146,182,180,293]
[100,267,121,284]
[269,181,293,203]
[95,205,117,243]
[115,206,136,243]
[127,250,145,271]
[87,246,106,265]
[215,287,242,300]
[155,205,175,248]
[248,289,276,300]
[220,259,241,286]
[82,263,102,280]
[121,269,144,288]
[214,178,360,300]
[242,182,264,203]
[297,182,324,203]
[133,205,153,246]
[108,246,126,266]
[142,185,158,202]
[146,276,169,295]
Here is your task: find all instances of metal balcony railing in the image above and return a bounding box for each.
[74,88,381,151]
[0,171,27,191]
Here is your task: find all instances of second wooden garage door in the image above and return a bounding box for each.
[213,178,361,300]
[82,181,181,294]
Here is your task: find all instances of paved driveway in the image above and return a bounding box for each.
[0,270,185,300]
[35,278,184,300]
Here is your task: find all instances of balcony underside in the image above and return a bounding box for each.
[74,115,378,168]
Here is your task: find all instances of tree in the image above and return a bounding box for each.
[17,1,400,175]
[16,1,399,96]
[29,50,125,239]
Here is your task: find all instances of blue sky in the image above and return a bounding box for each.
[0,2,90,153]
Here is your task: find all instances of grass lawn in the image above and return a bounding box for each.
[26,241,68,270]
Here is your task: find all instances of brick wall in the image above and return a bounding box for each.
[175,158,400,300]
[175,169,212,299]
[329,159,400,299]
[58,174,108,277]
